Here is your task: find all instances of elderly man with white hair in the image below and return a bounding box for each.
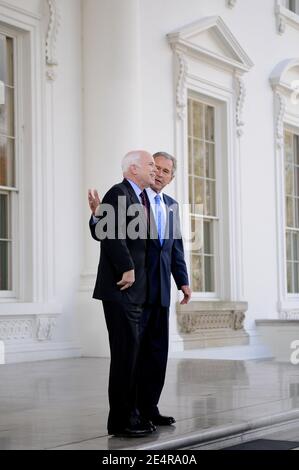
[88,150,156,438]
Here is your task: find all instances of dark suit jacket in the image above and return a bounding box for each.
[89,179,147,304]
[145,192,189,308]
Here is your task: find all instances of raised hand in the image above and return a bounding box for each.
[88,189,101,215]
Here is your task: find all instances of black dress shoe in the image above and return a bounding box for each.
[150,414,176,426]
[140,418,157,433]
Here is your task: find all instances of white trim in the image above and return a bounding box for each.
[0,0,41,21]
[275,0,299,34]
[4,341,81,364]
[167,16,254,75]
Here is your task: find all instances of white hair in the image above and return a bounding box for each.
[122,151,142,174]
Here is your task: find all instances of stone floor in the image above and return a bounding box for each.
[0,357,299,450]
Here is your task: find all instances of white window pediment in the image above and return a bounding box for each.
[167,16,253,74]
[167,16,253,136]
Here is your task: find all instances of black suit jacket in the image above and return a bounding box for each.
[89,179,147,304]
[145,192,189,308]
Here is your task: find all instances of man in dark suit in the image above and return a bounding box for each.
[88,150,156,438]
[137,152,191,426]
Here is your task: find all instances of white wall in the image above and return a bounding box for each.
[78,0,299,358]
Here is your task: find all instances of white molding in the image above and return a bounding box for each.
[4,341,81,364]
[175,50,188,120]
[0,314,58,341]
[234,73,246,137]
[167,16,254,73]
[0,0,41,20]
[275,1,299,34]
[45,0,61,80]
[270,59,299,316]
[226,0,237,8]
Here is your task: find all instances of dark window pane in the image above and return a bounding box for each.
[192,101,204,139]
[193,140,204,177]
[204,220,212,255]
[206,143,215,179]
[204,256,214,292]
[0,240,11,290]
[205,105,215,142]
[286,231,292,261]
[0,136,15,187]
[0,86,15,135]
[287,262,293,293]
[0,193,8,238]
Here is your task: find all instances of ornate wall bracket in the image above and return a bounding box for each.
[174,49,188,121]
[45,0,60,81]
[227,0,237,8]
[275,91,286,149]
[234,74,246,137]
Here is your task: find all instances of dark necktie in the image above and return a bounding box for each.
[140,190,150,225]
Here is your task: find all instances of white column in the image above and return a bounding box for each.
[82,0,142,275]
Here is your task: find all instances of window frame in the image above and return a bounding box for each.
[276,0,299,34]
[0,29,19,299]
[187,92,221,297]
[284,127,299,295]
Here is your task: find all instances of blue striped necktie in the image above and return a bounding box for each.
[155,194,165,245]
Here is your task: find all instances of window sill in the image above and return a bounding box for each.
[276,4,299,34]
[0,302,62,316]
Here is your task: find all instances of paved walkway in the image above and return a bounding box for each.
[0,357,299,450]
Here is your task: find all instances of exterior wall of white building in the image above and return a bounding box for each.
[0,0,83,362]
[79,0,299,358]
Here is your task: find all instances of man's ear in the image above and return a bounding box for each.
[131,164,138,175]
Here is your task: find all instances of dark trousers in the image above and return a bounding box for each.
[102,300,143,431]
[137,304,170,418]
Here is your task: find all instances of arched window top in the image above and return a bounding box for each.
[270,58,299,90]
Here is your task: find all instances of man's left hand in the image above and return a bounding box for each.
[180,285,192,305]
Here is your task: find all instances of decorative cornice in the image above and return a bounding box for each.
[176,301,248,334]
[45,0,60,80]
[234,74,246,137]
[227,0,237,8]
[167,16,254,73]
[279,310,299,320]
[177,310,247,334]
[175,50,188,120]
[0,316,57,341]
[0,319,34,340]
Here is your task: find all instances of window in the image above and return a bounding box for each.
[0,33,16,294]
[285,129,299,294]
[285,0,299,13]
[188,96,218,293]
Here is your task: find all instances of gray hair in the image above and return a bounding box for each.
[122,151,142,174]
[153,152,177,175]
